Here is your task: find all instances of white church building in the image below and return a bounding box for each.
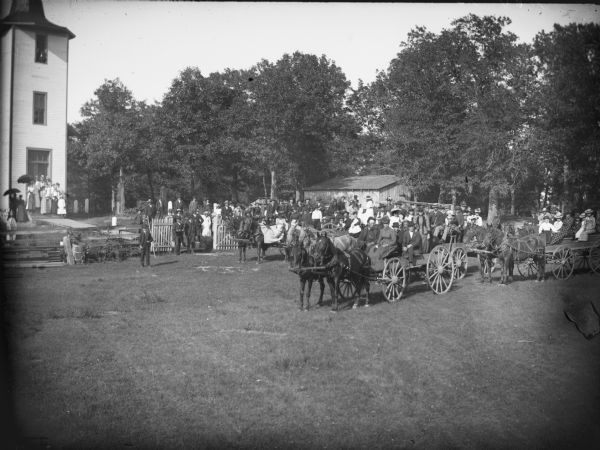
[0,0,74,210]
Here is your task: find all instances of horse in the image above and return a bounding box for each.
[506,231,546,282]
[311,232,372,311]
[235,214,255,263]
[463,225,495,283]
[481,227,515,285]
[291,228,325,311]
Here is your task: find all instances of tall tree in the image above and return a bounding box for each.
[531,23,600,209]
[250,52,352,199]
[72,79,148,213]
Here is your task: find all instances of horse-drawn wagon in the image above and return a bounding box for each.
[336,243,457,303]
[543,234,600,280]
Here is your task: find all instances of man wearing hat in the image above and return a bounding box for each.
[173,214,185,255]
[358,216,379,251]
[402,221,422,265]
[584,209,596,235]
[139,222,154,267]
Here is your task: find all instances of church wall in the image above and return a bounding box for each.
[0,29,13,209]
[11,28,69,195]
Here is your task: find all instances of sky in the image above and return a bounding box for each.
[23,1,600,123]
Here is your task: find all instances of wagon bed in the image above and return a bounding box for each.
[544,234,600,279]
[335,243,457,303]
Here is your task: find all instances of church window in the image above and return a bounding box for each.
[27,149,51,180]
[35,34,48,64]
[33,92,47,125]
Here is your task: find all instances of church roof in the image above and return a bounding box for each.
[304,175,403,191]
[1,0,75,39]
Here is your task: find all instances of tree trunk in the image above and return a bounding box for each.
[147,170,155,201]
[117,166,125,214]
[450,188,457,208]
[487,187,499,227]
[510,186,515,216]
[262,173,268,198]
[562,158,569,213]
[270,168,277,200]
[437,186,444,204]
[230,168,238,203]
[190,173,195,200]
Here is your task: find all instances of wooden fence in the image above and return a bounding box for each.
[213,222,237,251]
[150,217,173,253]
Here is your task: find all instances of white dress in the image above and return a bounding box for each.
[201,214,212,237]
[57,198,67,216]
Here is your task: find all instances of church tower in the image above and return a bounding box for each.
[0,0,74,209]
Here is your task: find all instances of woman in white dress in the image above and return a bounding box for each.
[57,194,67,217]
[201,209,212,237]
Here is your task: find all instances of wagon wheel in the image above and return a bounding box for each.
[516,258,537,280]
[381,257,407,302]
[451,247,468,280]
[551,246,575,280]
[337,277,357,301]
[588,244,600,274]
[426,245,455,294]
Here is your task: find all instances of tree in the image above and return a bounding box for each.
[365,15,536,217]
[531,23,600,209]
[249,52,353,199]
[71,79,149,213]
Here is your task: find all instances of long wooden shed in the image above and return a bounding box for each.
[303,175,411,205]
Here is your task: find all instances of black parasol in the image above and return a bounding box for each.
[3,188,20,196]
[17,174,35,184]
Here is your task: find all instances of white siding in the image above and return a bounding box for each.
[0,27,69,209]
[0,29,12,209]
[304,184,412,206]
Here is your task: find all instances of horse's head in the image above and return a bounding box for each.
[311,234,334,267]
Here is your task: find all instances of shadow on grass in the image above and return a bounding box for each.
[148,260,178,267]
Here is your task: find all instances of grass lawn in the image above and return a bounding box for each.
[2,251,600,449]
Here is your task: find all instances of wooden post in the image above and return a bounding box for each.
[84,198,89,214]
[73,199,79,214]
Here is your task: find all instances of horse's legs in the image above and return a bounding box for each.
[317,277,325,306]
[537,254,545,282]
[305,278,313,311]
[238,244,243,263]
[328,274,338,312]
[364,281,370,307]
[299,278,306,310]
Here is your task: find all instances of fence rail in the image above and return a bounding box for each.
[150,217,173,253]
[214,223,237,251]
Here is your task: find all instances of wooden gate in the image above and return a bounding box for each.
[150,217,173,253]
[213,222,237,251]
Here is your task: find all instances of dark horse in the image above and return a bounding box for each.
[311,233,372,311]
[235,214,255,263]
[463,225,496,283]
[481,227,546,284]
[291,227,325,311]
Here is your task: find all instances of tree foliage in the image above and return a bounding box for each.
[67,17,599,214]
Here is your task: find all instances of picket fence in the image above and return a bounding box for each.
[150,217,173,253]
[213,223,237,251]
[149,216,238,253]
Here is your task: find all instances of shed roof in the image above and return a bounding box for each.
[304,175,402,191]
[1,0,75,39]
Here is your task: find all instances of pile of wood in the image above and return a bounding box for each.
[1,232,64,268]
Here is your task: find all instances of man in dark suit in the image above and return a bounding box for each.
[139,222,153,267]
[173,215,185,255]
[402,221,422,265]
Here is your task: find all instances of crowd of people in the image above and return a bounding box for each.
[537,206,597,244]
[137,194,491,264]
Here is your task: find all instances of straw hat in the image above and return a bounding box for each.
[554,212,563,219]
[584,208,593,214]
[579,213,586,218]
